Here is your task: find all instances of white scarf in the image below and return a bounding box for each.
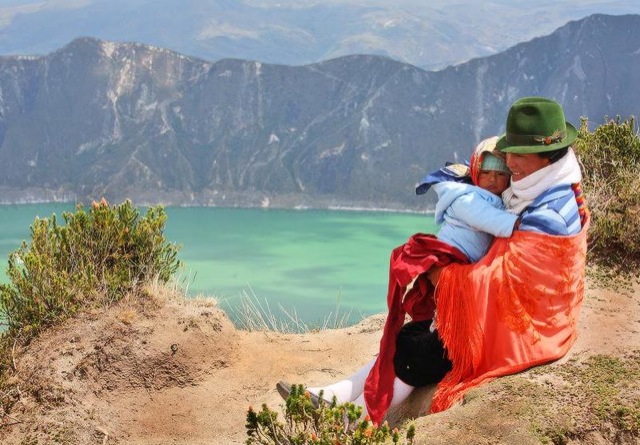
[502,148,582,215]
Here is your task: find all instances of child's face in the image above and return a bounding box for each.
[477,170,510,195]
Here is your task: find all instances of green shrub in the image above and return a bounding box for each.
[0,199,181,345]
[246,384,415,444]
[574,117,640,275]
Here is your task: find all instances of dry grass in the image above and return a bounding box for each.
[226,287,356,333]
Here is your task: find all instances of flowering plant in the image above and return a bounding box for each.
[246,383,415,444]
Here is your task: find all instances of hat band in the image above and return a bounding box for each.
[506,129,567,146]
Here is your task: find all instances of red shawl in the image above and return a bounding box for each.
[363,234,469,425]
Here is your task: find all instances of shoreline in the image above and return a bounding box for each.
[0,186,437,214]
[0,199,436,215]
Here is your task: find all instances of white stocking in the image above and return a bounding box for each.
[352,377,414,411]
[308,358,415,412]
[307,357,377,403]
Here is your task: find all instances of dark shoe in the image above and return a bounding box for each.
[276,380,292,400]
[276,381,330,408]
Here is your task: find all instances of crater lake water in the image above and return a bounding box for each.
[0,204,437,327]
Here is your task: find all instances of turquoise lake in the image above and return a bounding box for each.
[0,204,437,327]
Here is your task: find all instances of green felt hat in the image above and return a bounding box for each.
[496,97,578,154]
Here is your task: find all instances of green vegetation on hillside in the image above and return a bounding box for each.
[574,116,640,277]
[246,384,416,445]
[0,199,181,376]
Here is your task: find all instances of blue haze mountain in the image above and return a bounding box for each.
[2,1,640,71]
[0,13,638,209]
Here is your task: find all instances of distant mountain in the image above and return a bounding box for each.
[0,13,638,210]
[1,1,640,71]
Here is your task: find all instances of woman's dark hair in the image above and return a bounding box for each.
[538,147,569,164]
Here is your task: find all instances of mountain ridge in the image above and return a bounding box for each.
[0,13,638,210]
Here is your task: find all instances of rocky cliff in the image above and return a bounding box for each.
[0,14,638,209]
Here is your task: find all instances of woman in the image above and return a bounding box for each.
[406,97,588,418]
[281,97,589,426]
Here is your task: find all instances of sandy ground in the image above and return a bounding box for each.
[0,277,639,445]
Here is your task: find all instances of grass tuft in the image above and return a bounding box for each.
[228,287,356,334]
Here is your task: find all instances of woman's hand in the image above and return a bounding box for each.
[427,266,444,287]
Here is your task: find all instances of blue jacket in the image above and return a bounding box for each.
[432,182,518,262]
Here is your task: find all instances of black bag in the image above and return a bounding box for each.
[393,320,453,387]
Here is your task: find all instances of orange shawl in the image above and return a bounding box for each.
[429,215,589,413]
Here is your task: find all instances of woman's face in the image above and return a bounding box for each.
[505,153,551,182]
[477,170,510,195]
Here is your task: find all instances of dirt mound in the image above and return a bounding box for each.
[0,278,639,444]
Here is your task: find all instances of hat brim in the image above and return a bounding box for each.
[496,122,578,154]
